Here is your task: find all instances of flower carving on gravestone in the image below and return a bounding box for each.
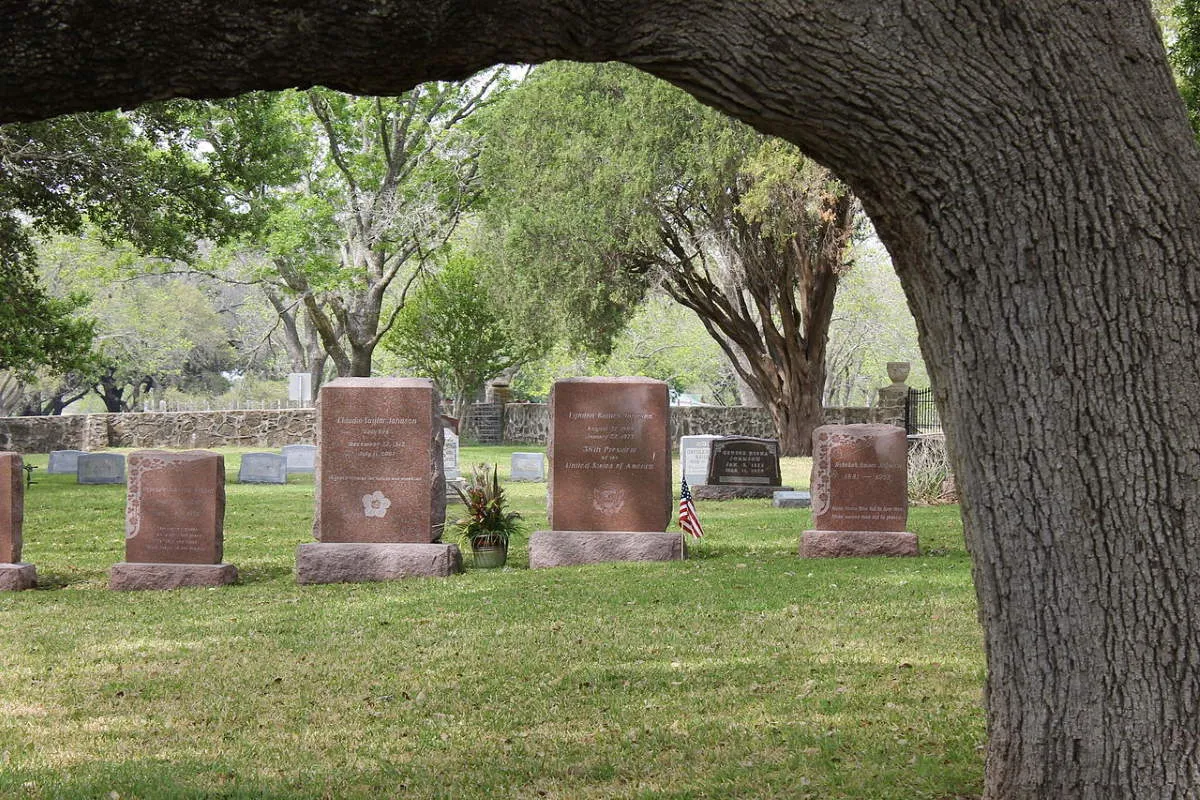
[361,490,392,518]
[125,455,169,540]
[811,429,875,518]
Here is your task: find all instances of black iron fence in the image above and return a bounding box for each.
[905,387,942,435]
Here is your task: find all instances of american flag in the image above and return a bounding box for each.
[679,478,704,538]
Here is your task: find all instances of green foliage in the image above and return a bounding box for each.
[382,250,541,412]
[450,462,525,549]
[1172,0,1200,136]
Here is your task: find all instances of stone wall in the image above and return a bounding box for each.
[503,403,900,448]
[0,399,908,454]
[0,410,316,452]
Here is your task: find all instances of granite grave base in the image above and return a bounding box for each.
[529,531,685,569]
[110,562,238,590]
[295,542,463,584]
[0,563,36,591]
[800,530,919,558]
[692,484,793,501]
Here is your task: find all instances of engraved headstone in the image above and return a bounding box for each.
[298,378,461,583]
[530,377,682,568]
[679,435,719,486]
[48,449,87,474]
[111,450,237,589]
[238,452,288,484]
[691,436,792,500]
[0,452,34,590]
[281,444,316,474]
[548,377,671,532]
[314,378,446,544]
[443,427,460,481]
[510,452,546,482]
[773,490,812,509]
[801,424,918,557]
[707,436,783,486]
[77,452,126,484]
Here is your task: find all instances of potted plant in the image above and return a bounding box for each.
[451,463,524,568]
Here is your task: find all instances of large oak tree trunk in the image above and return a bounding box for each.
[3,1,1198,796]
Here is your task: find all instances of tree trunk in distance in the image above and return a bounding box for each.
[3,1,1199,796]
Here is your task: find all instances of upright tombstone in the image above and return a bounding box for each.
[281,444,317,474]
[47,449,87,475]
[238,452,288,484]
[0,453,35,590]
[110,450,238,590]
[529,377,682,568]
[442,426,465,502]
[679,434,720,487]
[510,452,546,482]
[77,452,126,484]
[295,377,461,583]
[801,424,918,557]
[692,436,793,500]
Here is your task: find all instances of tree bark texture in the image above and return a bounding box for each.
[3,1,1199,797]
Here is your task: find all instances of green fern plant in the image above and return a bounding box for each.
[451,463,524,549]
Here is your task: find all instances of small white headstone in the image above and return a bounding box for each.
[238,453,288,484]
[48,450,87,474]
[77,453,126,485]
[281,444,316,474]
[680,435,720,486]
[288,373,313,405]
[443,429,460,480]
[510,452,545,482]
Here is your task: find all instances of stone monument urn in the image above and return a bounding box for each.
[886,361,911,385]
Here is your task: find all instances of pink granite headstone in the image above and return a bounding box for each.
[531,377,682,568]
[0,452,34,590]
[0,452,24,563]
[547,377,671,532]
[314,377,445,544]
[802,424,918,557]
[125,450,226,564]
[111,449,235,590]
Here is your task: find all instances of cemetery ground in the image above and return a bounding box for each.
[1,446,983,799]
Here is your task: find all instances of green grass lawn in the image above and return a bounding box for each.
[0,446,984,799]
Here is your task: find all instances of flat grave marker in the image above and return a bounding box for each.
[48,449,87,475]
[510,452,546,482]
[281,444,316,474]
[239,452,288,484]
[77,452,126,485]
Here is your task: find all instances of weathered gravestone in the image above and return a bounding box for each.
[48,449,87,475]
[510,452,546,482]
[529,377,682,568]
[800,424,918,557]
[295,378,461,583]
[110,450,238,590]
[281,444,316,474]
[692,436,794,500]
[77,452,126,484]
[238,452,288,484]
[679,434,719,488]
[0,452,35,590]
[773,490,812,509]
[442,427,465,502]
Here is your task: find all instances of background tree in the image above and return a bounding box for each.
[381,249,541,417]
[479,62,857,455]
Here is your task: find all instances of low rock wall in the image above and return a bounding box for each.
[0,410,316,452]
[0,401,907,453]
